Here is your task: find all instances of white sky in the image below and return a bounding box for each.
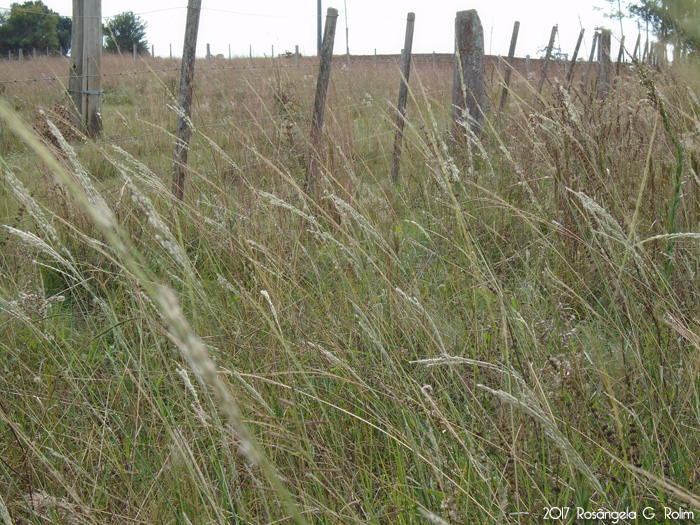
[34,1,646,59]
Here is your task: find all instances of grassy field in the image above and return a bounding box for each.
[0,53,699,524]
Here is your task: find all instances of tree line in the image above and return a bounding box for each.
[0,1,148,56]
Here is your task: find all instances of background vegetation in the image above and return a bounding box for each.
[0,48,699,523]
[0,1,71,56]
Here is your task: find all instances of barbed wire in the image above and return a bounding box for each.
[0,95,419,163]
[0,60,324,85]
[0,54,455,86]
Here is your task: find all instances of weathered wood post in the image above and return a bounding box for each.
[33,48,36,60]
[18,49,22,61]
[566,28,585,84]
[615,35,625,76]
[151,44,154,57]
[526,54,530,78]
[306,7,338,195]
[170,43,172,59]
[499,20,519,109]
[598,29,611,97]
[391,12,415,183]
[69,0,102,137]
[583,32,599,88]
[453,10,486,138]
[642,38,649,62]
[295,44,300,66]
[206,43,211,60]
[538,25,558,95]
[632,33,641,61]
[172,0,202,201]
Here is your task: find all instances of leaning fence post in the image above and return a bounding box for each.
[172,0,202,201]
[583,32,599,88]
[598,29,611,97]
[306,7,338,196]
[453,10,486,139]
[566,28,585,84]
[615,35,625,76]
[499,20,519,109]
[632,33,641,61]
[538,25,558,95]
[391,12,416,183]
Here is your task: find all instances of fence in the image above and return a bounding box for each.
[0,6,661,197]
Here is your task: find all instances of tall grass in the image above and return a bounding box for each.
[1,53,699,523]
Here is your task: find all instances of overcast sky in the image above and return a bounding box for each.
[24,1,644,59]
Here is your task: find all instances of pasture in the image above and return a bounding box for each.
[0,51,699,523]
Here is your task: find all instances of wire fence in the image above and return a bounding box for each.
[0,41,450,166]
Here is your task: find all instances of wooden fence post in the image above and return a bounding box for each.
[207,43,211,60]
[598,29,611,97]
[642,38,649,62]
[632,33,641,61]
[615,35,626,76]
[172,0,202,201]
[295,44,300,66]
[566,28,585,84]
[306,7,338,196]
[170,43,172,59]
[453,10,486,138]
[18,49,22,61]
[69,0,102,137]
[391,12,415,183]
[499,20,519,109]
[583,32,599,88]
[538,25,558,95]
[133,43,137,61]
[526,54,530,78]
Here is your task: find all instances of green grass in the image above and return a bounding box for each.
[0,54,699,523]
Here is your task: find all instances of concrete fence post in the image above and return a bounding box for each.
[453,10,486,138]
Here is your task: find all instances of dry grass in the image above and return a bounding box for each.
[0,53,699,523]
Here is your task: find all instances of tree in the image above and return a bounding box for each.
[0,1,71,55]
[103,11,148,55]
[629,0,700,57]
[55,13,71,53]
